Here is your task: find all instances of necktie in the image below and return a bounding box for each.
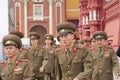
[66,49,70,60]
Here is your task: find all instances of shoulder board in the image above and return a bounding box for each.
[51,45,58,48]
[76,46,85,50]
[18,59,28,62]
[0,61,5,64]
[55,48,62,52]
[89,47,95,51]
[0,61,7,67]
[19,48,27,52]
[104,45,112,50]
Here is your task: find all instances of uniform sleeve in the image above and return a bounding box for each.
[23,62,35,80]
[18,50,28,59]
[75,49,93,80]
[0,64,3,80]
[40,49,48,68]
[110,49,119,74]
[54,53,62,80]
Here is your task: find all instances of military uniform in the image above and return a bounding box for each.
[55,22,92,80]
[41,34,55,80]
[19,32,44,80]
[0,34,34,80]
[9,31,24,38]
[89,31,119,80]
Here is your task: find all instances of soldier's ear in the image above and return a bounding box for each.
[71,34,74,39]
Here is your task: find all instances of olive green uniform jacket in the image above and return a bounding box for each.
[0,53,34,80]
[19,47,44,78]
[42,46,55,73]
[55,44,92,80]
[41,46,56,80]
[89,46,119,80]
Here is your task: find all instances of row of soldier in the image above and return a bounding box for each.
[0,22,119,80]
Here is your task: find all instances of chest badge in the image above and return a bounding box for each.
[74,56,78,59]
[14,66,22,71]
[104,53,110,57]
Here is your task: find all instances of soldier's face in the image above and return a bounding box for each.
[45,39,52,45]
[91,41,96,46]
[4,45,18,58]
[60,33,74,48]
[96,39,106,47]
[30,39,39,46]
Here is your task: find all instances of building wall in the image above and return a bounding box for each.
[11,0,66,45]
[104,0,120,50]
[79,0,120,50]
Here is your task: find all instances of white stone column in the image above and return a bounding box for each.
[48,0,53,34]
[24,0,28,38]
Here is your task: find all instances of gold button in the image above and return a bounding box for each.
[68,71,71,73]
[68,65,70,67]
[99,66,102,68]
[8,74,11,77]
[99,70,102,73]
[68,77,71,79]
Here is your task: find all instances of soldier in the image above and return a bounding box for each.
[19,32,44,80]
[0,34,34,80]
[89,31,119,80]
[9,31,24,39]
[40,34,55,80]
[89,38,96,50]
[55,22,92,80]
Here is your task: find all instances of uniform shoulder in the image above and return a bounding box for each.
[55,47,63,52]
[75,45,86,50]
[17,59,28,63]
[0,61,7,67]
[104,45,113,50]
[19,48,28,52]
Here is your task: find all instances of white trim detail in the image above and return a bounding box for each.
[19,3,21,32]
[55,2,61,24]
[33,4,44,20]
[32,0,45,2]
[89,10,92,21]
[86,16,88,25]
[82,16,85,25]
[93,10,96,20]
[49,2,53,34]
[15,2,20,7]
[24,1,28,38]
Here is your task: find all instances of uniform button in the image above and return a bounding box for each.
[8,74,11,77]
[68,65,70,67]
[99,66,102,68]
[68,71,71,73]
[99,70,102,73]
[68,77,71,80]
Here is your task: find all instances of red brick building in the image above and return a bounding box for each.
[79,0,120,50]
[9,0,66,45]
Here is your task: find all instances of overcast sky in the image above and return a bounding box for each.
[0,0,8,42]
